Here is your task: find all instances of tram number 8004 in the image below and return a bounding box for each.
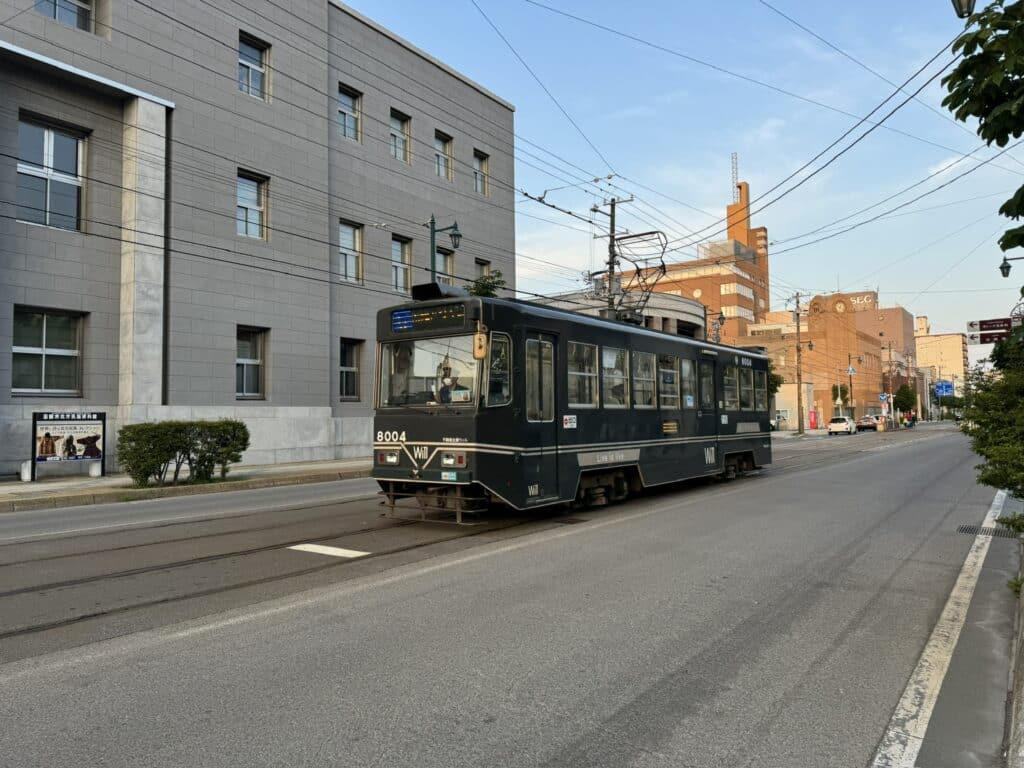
[377,430,407,443]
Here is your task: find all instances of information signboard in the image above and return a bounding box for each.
[935,381,954,398]
[31,412,106,481]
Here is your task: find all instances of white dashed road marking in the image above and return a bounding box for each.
[869,489,1006,768]
[288,543,370,558]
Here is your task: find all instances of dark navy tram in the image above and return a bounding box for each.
[373,285,772,519]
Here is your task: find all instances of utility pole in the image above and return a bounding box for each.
[606,198,617,311]
[794,291,805,435]
[591,196,633,314]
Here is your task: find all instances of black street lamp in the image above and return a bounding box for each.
[426,215,462,282]
[951,0,976,18]
[999,255,1024,278]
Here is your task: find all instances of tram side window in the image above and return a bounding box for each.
[658,355,679,409]
[699,361,715,408]
[681,359,697,408]
[567,341,598,408]
[526,338,554,422]
[724,365,740,410]
[487,333,512,406]
[739,368,754,411]
[755,369,768,411]
[602,347,629,408]
[632,351,656,409]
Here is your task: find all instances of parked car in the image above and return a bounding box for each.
[856,415,879,432]
[827,416,857,435]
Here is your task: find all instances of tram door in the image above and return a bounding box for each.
[696,358,721,470]
[523,333,558,502]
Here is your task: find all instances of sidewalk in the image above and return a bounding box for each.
[0,457,374,513]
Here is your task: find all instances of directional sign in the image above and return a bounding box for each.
[935,381,954,397]
[879,393,888,402]
[847,366,857,376]
[968,331,1011,345]
[967,317,1022,332]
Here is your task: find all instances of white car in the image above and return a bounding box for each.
[827,416,856,435]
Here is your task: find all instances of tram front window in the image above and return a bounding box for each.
[380,336,479,408]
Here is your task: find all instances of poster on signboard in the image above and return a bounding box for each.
[31,412,106,480]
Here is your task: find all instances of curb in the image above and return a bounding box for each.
[0,467,373,514]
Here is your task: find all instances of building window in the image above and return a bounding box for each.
[434,131,452,180]
[339,338,361,400]
[389,110,410,162]
[238,35,269,99]
[12,308,82,395]
[722,305,755,322]
[602,347,629,408]
[391,236,411,293]
[236,327,264,398]
[658,355,679,410]
[236,172,266,239]
[338,85,361,141]
[567,342,598,408]
[632,351,656,409]
[35,0,91,31]
[437,249,454,285]
[338,221,362,283]
[475,258,491,278]
[720,283,754,300]
[17,120,83,231]
[473,150,489,195]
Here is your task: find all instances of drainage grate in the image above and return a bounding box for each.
[956,524,1019,539]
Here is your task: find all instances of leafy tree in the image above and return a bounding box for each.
[463,270,507,297]
[963,327,1024,498]
[767,360,784,397]
[893,384,916,413]
[939,395,965,409]
[943,1,1024,252]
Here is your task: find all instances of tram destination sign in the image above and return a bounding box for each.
[391,304,467,333]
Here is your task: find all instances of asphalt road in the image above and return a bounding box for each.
[0,425,1006,767]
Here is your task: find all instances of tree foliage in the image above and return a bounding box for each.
[963,327,1024,498]
[943,1,1024,252]
[767,360,784,397]
[893,384,917,413]
[463,270,507,297]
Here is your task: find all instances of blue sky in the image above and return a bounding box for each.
[345,0,1023,353]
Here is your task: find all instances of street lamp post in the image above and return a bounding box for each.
[951,0,976,17]
[847,352,862,420]
[793,293,813,435]
[710,310,727,344]
[426,214,462,283]
[999,255,1024,278]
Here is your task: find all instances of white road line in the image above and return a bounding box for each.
[870,489,1007,768]
[288,543,370,559]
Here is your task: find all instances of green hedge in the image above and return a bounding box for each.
[116,419,251,487]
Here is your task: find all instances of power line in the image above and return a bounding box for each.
[469,0,616,174]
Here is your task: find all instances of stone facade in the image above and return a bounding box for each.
[0,1,515,474]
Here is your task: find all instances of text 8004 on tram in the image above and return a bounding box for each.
[373,284,772,519]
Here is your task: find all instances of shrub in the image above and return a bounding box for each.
[116,419,250,487]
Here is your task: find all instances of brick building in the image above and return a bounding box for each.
[633,181,769,344]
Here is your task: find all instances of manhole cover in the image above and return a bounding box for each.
[956,524,1018,539]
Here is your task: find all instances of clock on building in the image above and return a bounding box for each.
[834,300,847,313]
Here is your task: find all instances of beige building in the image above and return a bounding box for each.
[914,317,969,395]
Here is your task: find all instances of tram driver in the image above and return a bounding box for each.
[437,365,470,404]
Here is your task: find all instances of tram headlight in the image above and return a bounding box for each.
[378,451,399,465]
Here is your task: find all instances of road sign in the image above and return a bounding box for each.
[935,381,954,397]
[967,330,1011,345]
[847,366,856,376]
[878,393,888,402]
[966,317,1022,332]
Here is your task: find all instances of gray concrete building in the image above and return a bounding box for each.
[0,0,515,475]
